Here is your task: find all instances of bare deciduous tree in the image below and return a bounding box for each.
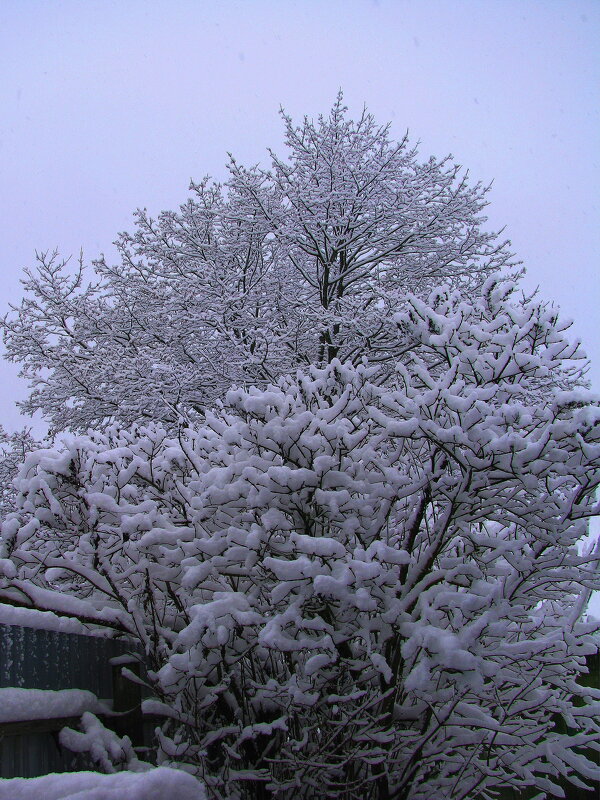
[3,97,517,432]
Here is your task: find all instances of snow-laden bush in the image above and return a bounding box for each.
[1,280,599,799]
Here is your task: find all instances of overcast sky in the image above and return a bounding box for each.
[0,0,598,434]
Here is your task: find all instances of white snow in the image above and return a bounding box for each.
[0,767,206,800]
[0,603,101,635]
[0,688,109,723]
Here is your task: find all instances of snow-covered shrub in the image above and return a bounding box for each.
[1,280,599,799]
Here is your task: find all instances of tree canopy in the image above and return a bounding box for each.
[0,100,598,800]
[3,96,516,433]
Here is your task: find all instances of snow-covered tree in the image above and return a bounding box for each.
[3,97,517,433]
[1,279,598,799]
[0,425,38,515]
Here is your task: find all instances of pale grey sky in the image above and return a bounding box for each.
[0,0,598,433]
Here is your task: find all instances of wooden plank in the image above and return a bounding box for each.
[0,715,101,737]
[0,712,167,739]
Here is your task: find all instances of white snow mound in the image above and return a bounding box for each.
[0,688,108,723]
[0,767,206,800]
